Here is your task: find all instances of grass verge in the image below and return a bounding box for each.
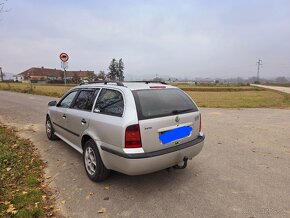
[188,91,290,108]
[0,82,71,97]
[0,125,57,217]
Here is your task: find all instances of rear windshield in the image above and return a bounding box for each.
[133,88,198,120]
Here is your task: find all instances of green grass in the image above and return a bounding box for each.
[0,125,56,217]
[188,91,290,108]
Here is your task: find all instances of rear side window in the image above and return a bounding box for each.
[72,89,99,111]
[133,88,198,120]
[94,89,124,117]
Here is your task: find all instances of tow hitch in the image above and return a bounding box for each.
[173,156,188,170]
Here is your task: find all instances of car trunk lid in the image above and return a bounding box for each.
[132,88,201,152]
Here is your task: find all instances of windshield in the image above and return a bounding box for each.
[133,88,198,120]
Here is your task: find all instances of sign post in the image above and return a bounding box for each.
[60,53,69,86]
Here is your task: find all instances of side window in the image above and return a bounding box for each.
[72,89,99,111]
[58,91,78,108]
[94,89,124,117]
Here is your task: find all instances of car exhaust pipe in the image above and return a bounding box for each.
[173,156,188,170]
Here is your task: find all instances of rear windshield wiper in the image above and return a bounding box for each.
[172,108,194,114]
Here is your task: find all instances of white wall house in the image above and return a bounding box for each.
[13,75,24,82]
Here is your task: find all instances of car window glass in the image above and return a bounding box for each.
[94,89,124,116]
[59,91,78,108]
[72,89,98,111]
[133,89,198,120]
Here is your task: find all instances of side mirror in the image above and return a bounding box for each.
[48,101,57,107]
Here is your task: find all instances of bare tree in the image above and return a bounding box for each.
[0,0,9,14]
[87,71,96,81]
[97,71,106,80]
[72,72,81,84]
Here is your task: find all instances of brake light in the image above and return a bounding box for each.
[199,114,202,132]
[149,86,166,88]
[125,124,142,148]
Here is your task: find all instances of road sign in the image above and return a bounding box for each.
[60,53,69,62]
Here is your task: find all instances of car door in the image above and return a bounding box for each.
[50,90,78,138]
[89,88,125,147]
[65,88,100,147]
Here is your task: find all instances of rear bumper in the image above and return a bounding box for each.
[100,134,205,175]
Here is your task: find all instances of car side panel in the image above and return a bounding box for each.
[64,108,91,148]
[49,106,68,137]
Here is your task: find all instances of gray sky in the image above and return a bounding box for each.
[1,0,290,79]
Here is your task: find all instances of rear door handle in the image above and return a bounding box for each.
[81,119,87,124]
[62,114,66,119]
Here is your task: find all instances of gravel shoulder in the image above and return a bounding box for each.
[0,90,290,217]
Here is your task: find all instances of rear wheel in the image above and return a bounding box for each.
[83,139,110,182]
[46,116,58,140]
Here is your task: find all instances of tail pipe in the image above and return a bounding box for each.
[173,156,188,170]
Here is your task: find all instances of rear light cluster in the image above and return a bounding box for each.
[125,124,142,148]
[199,114,202,132]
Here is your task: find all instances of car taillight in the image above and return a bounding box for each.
[199,114,202,132]
[125,124,142,148]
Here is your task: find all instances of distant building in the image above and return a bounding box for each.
[13,75,24,82]
[14,67,95,83]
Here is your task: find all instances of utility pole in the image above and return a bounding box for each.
[0,67,3,82]
[256,59,262,82]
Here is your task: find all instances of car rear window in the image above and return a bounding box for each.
[133,88,198,120]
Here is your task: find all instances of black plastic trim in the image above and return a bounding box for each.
[53,122,80,137]
[101,135,205,159]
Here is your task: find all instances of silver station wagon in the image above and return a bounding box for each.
[46,81,205,182]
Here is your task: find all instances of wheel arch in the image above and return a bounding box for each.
[81,134,94,150]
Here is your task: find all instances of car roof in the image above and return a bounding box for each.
[75,82,177,91]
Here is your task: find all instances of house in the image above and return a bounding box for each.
[13,75,24,82]
[15,67,95,83]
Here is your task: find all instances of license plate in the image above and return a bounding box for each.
[159,126,192,144]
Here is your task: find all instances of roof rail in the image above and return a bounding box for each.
[126,80,167,85]
[79,80,124,86]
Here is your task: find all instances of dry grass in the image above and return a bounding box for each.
[172,83,263,92]
[188,91,290,108]
[0,82,71,97]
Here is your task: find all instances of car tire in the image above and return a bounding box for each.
[83,139,110,182]
[46,116,58,140]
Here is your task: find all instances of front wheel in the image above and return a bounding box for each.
[46,116,58,140]
[83,139,110,182]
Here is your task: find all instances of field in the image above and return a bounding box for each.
[172,82,262,92]
[187,91,290,108]
[264,83,290,87]
[0,82,290,108]
[0,82,71,97]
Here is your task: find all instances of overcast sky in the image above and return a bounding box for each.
[1,0,290,79]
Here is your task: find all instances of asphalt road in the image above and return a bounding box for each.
[251,84,290,94]
[1,90,290,218]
